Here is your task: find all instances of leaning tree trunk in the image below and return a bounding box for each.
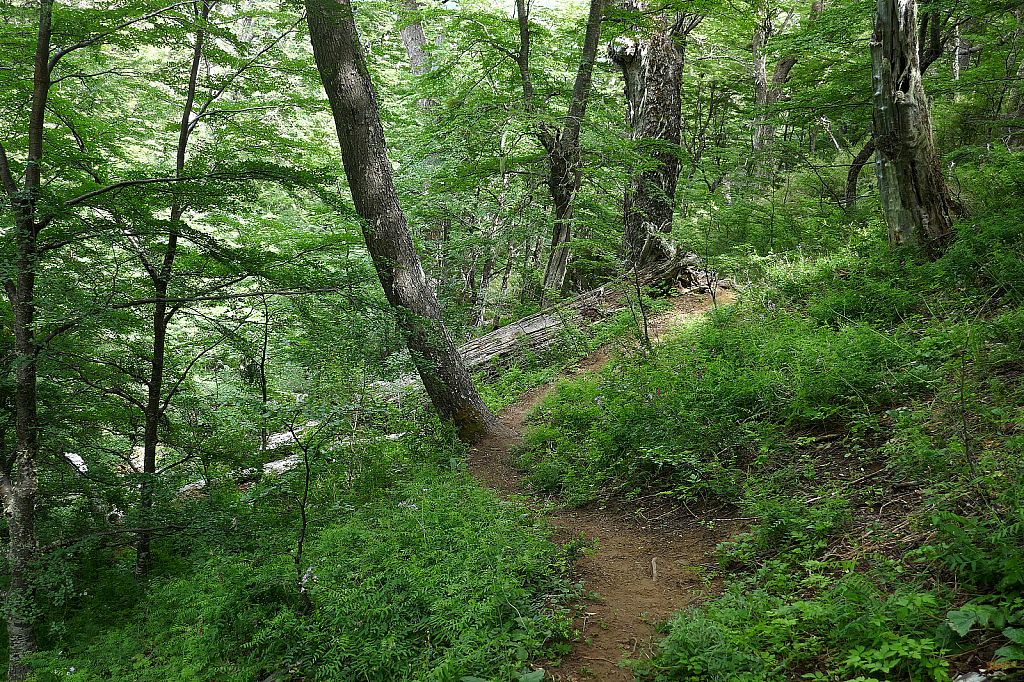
[845,137,876,208]
[870,0,957,252]
[306,0,504,443]
[515,0,605,307]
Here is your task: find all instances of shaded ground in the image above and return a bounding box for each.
[467,290,741,681]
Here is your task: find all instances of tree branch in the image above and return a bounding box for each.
[42,524,191,554]
[0,140,18,196]
[47,1,195,73]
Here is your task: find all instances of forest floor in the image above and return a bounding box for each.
[466,290,745,682]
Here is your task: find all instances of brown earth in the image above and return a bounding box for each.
[466,290,744,681]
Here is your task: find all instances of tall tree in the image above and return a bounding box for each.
[306,0,504,442]
[515,0,605,306]
[609,5,703,268]
[871,0,958,250]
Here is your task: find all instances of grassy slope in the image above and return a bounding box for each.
[514,188,1024,680]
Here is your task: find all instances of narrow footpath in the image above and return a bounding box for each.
[467,291,744,682]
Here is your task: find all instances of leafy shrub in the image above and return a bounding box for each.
[642,576,951,682]
[518,295,924,504]
[718,498,852,569]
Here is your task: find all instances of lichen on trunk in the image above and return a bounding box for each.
[870,0,958,253]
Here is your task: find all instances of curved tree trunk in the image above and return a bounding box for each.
[871,0,958,252]
[845,137,876,208]
[306,0,503,443]
[515,0,605,307]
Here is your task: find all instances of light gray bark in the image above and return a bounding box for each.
[870,0,957,251]
[609,8,701,269]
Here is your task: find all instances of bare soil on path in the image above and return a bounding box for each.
[467,291,744,682]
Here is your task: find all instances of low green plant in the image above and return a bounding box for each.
[27,469,574,682]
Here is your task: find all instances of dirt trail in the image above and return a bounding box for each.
[467,291,743,681]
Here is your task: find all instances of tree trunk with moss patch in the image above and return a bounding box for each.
[870,0,957,253]
[306,0,503,443]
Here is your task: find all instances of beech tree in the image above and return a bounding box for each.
[871,0,958,250]
[514,0,606,306]
[306,0,504,443]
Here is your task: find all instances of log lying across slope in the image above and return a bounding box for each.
[458,286,623,371]
[458,252,711,372]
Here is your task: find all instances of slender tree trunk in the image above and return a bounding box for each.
[135,0,209,578]
[516,0,605,307]
[306,0,504,442]
[752,40,797,159]
[0,1,53,678]
[1,260,41,682]
[845,137,876,208]
[871,0,958,252]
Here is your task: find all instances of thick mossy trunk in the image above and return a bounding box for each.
[611,20,684,269]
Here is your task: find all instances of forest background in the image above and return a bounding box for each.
[1,0,1023,679]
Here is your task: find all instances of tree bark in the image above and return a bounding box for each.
[399,0,431,76]
[870,0,958,252]
[135,0,211,579]
[845,137,876,208]
[752,14,797,160]
[0,2,52,679]
[609,9,701,269]
[306,0,504,442]
[516,0,605,307]
[398,0,436,111]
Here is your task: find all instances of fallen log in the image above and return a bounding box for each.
[457,251,716,373]
[457,285,626,371]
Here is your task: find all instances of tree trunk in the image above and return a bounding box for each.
[0,1,53,676]
[752,19,797,159]
[610,9,701,269]
[0,1,58,678]
[515,0,605,307]
[845,137,876,208]
[399,0,431,76]
[306,0,504,443]
[871,0,958,252]
[1,260,41,682]
[135,0,211,578]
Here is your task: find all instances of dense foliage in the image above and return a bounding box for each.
[1,0,1022,678]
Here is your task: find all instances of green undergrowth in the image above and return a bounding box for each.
[515,283,933,505]
[519,188,1024,679]
[26,426,577,682]
[477,293,670,414]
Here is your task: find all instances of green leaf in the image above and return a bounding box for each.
[947,609,977,636]
[1003,627,1024,645]
[994,644,1024,661]
[518,670,545,682]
